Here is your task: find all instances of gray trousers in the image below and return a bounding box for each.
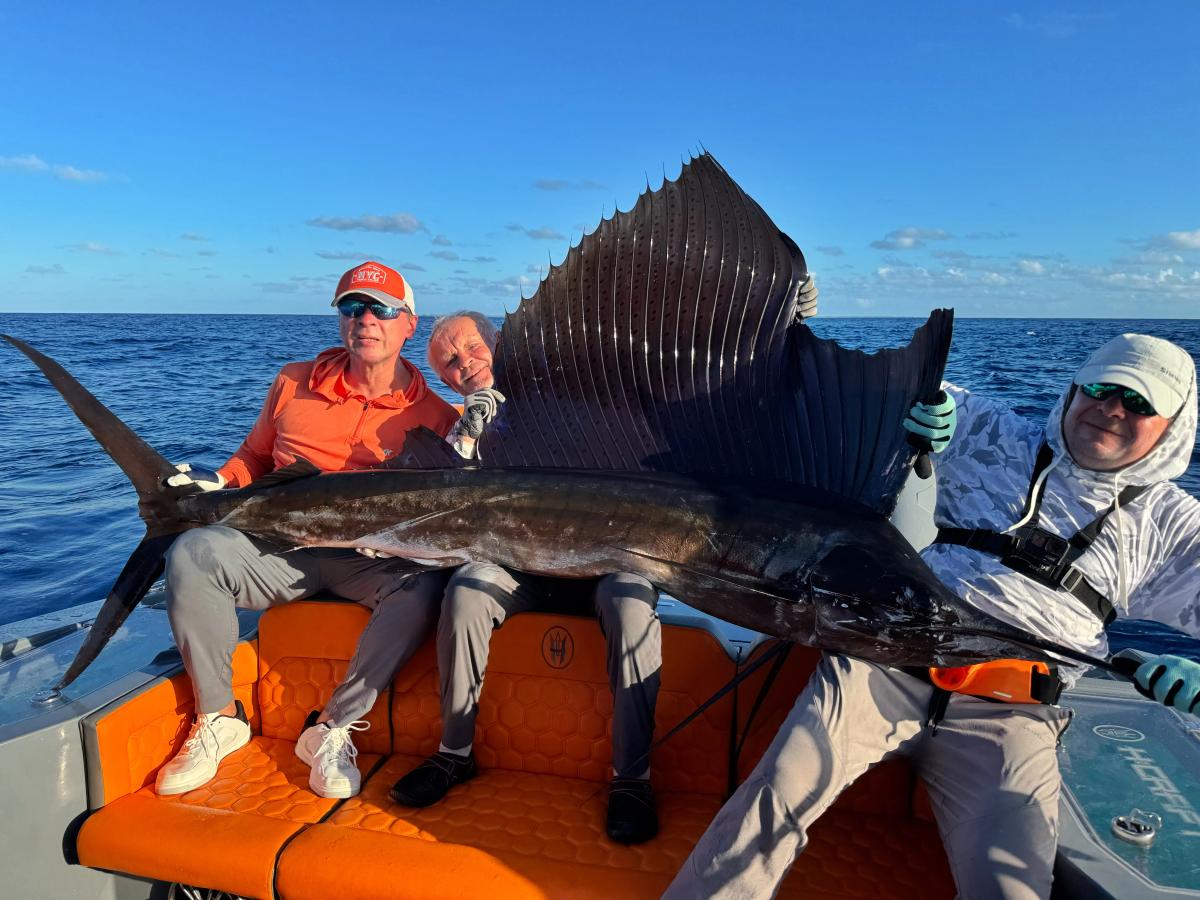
[165,525,443,726]
[438,563,662,778]
[665,654,1072,900]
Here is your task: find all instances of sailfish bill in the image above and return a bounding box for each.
[3,153,1102,690]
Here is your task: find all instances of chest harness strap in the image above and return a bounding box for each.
[933,443,1149,627]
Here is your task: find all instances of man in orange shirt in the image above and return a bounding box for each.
[154,261,459,800]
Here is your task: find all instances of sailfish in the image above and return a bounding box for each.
[3,154,1120,697]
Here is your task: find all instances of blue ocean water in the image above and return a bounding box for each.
[0,313,1197,661]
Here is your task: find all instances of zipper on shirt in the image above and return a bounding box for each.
[350,400,371,445]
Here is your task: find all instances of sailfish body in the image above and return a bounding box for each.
[4,153,1073,691]
[210,464,1027,667]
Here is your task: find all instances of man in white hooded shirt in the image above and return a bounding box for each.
[665,333,1200,900]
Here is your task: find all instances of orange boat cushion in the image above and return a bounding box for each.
[277,753,953,900]
[258,600,392,755]
[78,600,955,899]
[397,612,741,794]
[86,640,259,806]
[77,736,373,899]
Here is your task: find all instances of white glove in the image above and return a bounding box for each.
[796,272,818,320]
[456,388,507,439]
[165,463,226,491]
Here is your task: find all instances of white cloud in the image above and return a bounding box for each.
[2,153,111,181]
[875,265,940,284]
[26,263,65,274]
[1165,229,1200,251]
[306,213,426,234]
[964,231,1018,240]
[446,273,537,296]
[65,241,119,255]
[815,245,845,257]
[1,154,49,172]
[506,223,567,241]
[1018,259,1046,275]
[1135,228,1200,253]
[981,272,1008,285]
[316,250,381,260]
[870,227,953,251]
[54,165,108,182]
[1115,250,1184,266]
[1004,11,1111,39]
[432,234,453,246]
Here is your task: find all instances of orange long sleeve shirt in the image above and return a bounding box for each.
[216,347,459,487]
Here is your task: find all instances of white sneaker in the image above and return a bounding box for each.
[155,701,251,795]
[295,720,369,798]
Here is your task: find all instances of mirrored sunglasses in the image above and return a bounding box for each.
[1079,382,1157,416]
[336,297,409,320]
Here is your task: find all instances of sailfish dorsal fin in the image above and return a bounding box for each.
[479,153,952,516]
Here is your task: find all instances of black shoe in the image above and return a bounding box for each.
[606,778,658,844]
[389,751,477,807]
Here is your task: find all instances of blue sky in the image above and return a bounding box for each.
[2,2,1197,318]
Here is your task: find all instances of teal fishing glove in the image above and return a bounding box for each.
[903,393,956,454]
[164,463,226,492]
[796,273,818,320]
[1134,654,1200,715]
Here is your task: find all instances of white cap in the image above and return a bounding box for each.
[1074,333,1194,418]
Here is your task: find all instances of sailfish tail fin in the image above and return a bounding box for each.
[53,533,180,691]
[3,334,188,692]
[2,335,181,512]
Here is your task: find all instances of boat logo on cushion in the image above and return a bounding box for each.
[1092,725,1146,743]
[541,626,574,669]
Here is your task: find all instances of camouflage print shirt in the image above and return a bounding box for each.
[921,373,1200,683]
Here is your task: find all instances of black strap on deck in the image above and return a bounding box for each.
[728,642,793,798]
[624,638,791,782]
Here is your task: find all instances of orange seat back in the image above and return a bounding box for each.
[392,612,744,793]
[257,601,392,755]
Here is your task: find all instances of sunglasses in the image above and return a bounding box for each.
[336,297,410,320]
[1079,382,1158,417]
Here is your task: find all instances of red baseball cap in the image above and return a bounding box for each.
[332,261,415,315]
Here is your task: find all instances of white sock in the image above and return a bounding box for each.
[439,742,472,757]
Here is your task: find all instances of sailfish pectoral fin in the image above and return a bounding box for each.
[54,531,182,692]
